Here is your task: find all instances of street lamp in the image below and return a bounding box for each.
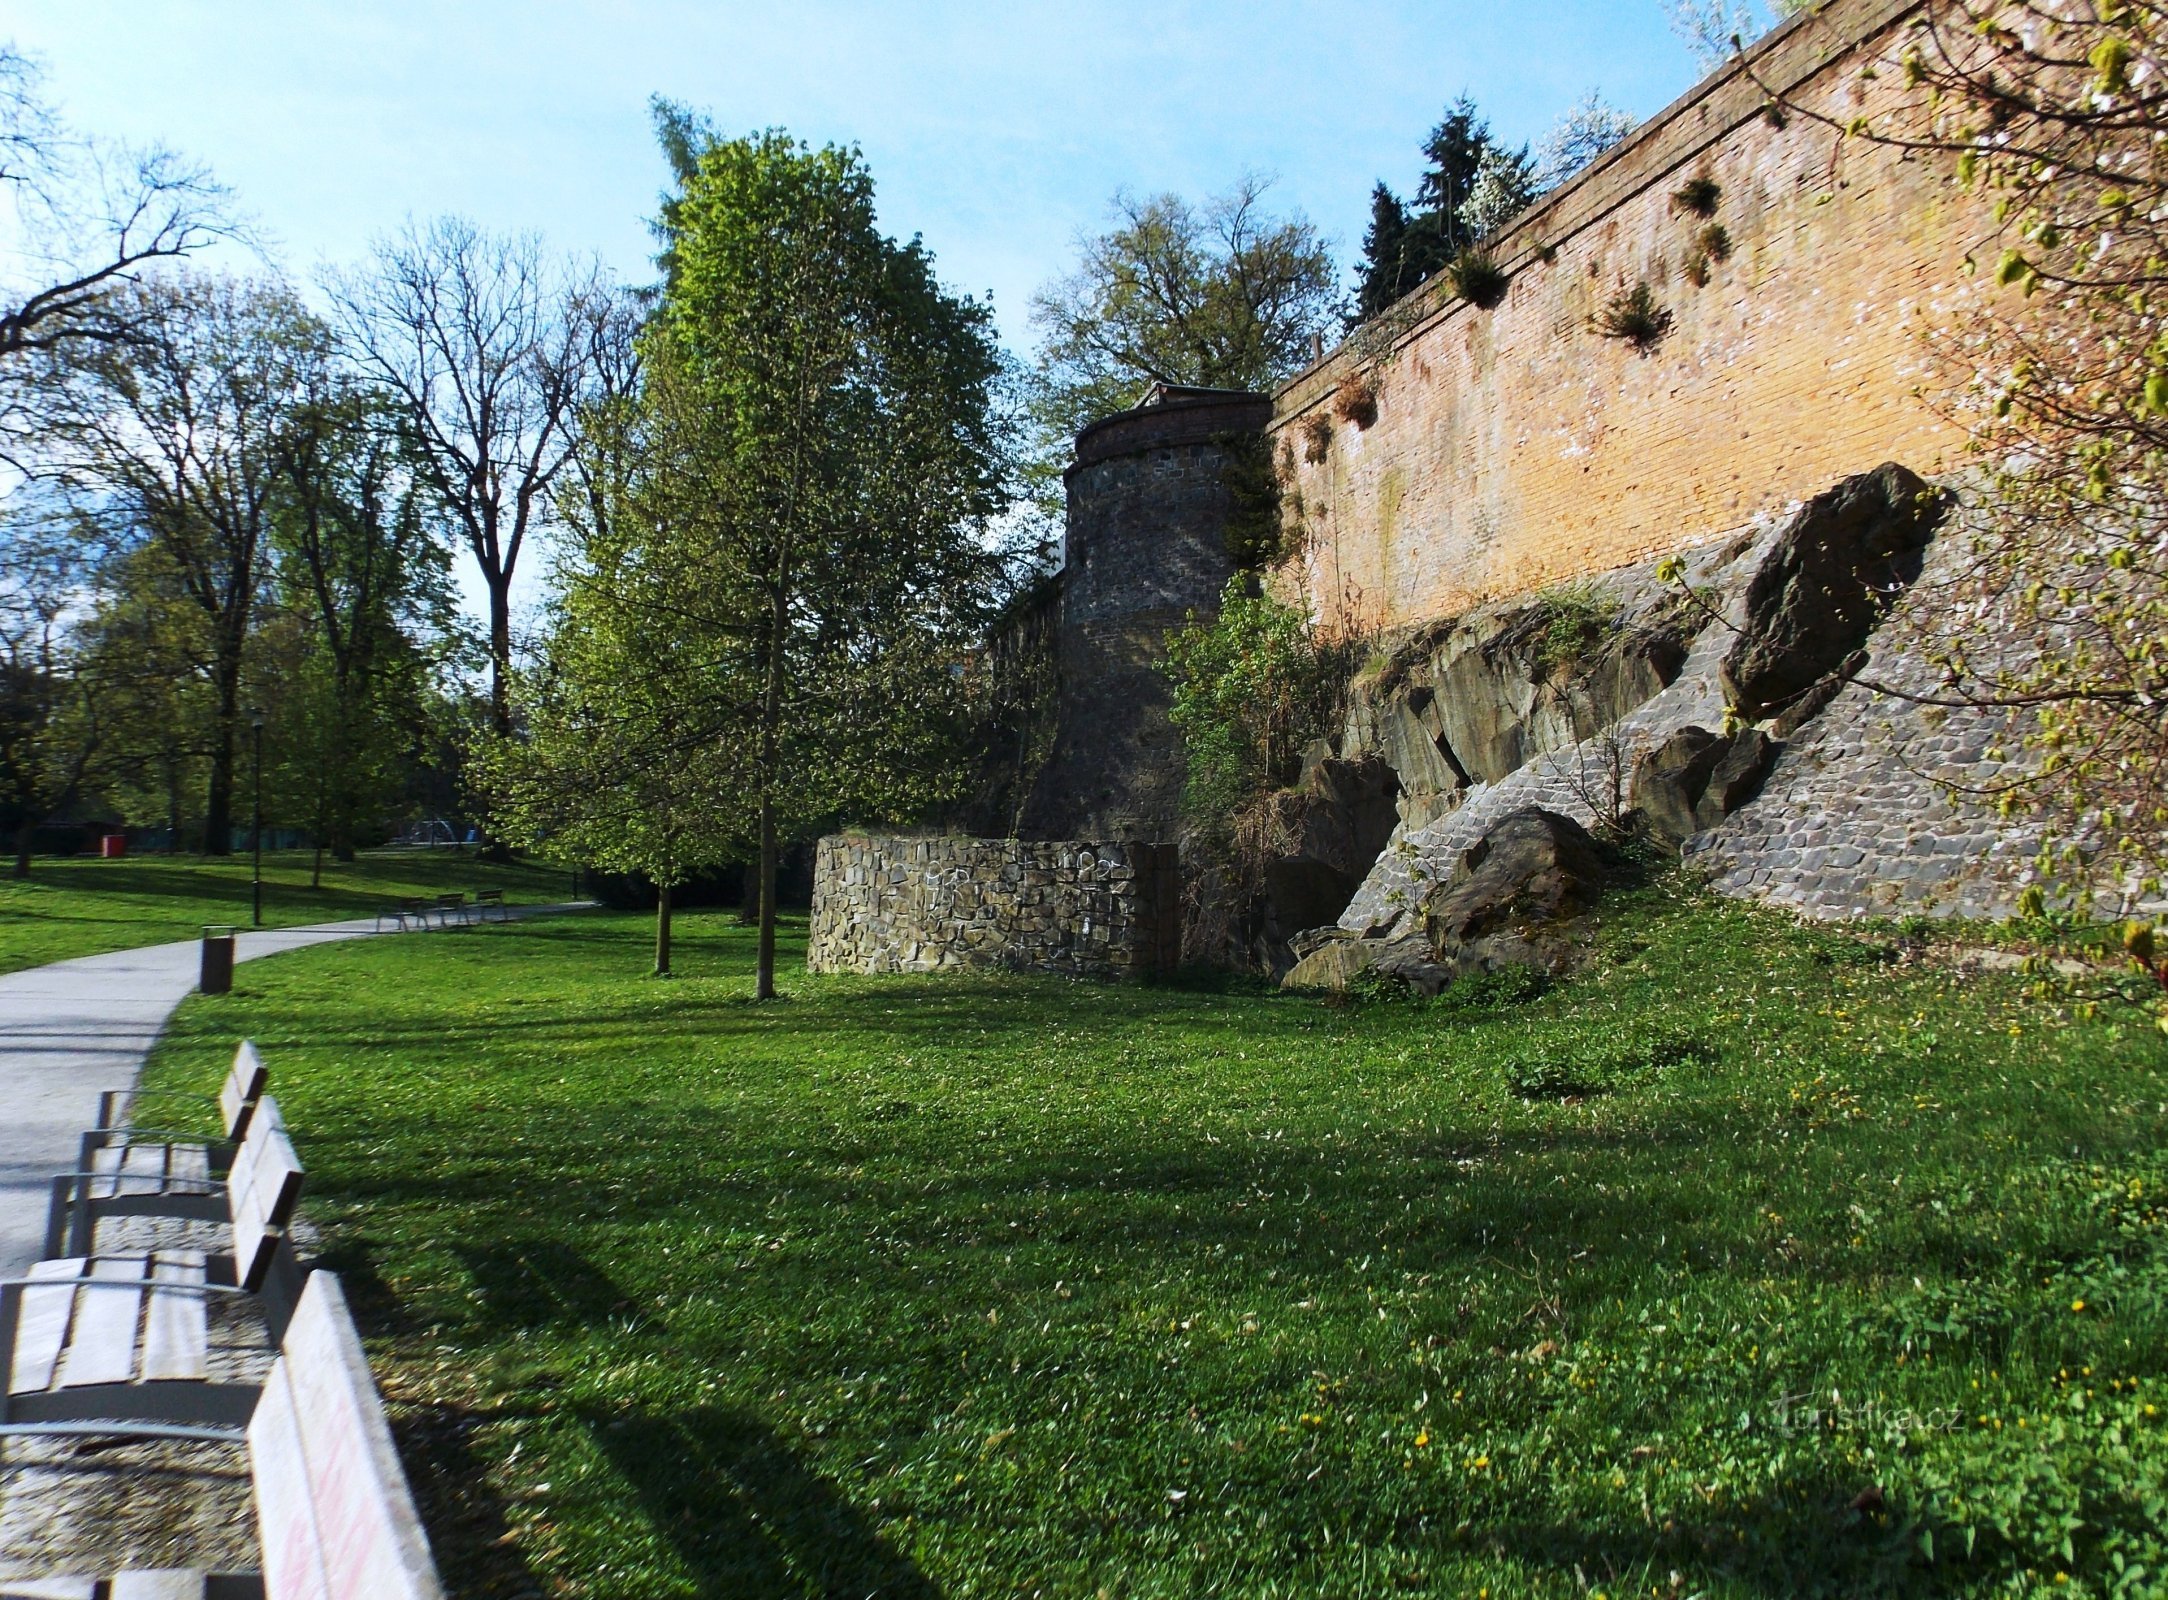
[246,708,266,927]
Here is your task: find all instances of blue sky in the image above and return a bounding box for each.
[9,2,1725,350]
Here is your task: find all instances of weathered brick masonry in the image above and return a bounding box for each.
[1273,0,1974,631]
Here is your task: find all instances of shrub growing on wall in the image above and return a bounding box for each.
[1163,579,1350,833]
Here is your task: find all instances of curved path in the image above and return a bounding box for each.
[0,903,592,1275]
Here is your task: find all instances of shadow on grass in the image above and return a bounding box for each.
[1470,1473,1941,1600]
[456,1238,637,1330]
[587,1403,940,1600]
[391,1396,553,1600]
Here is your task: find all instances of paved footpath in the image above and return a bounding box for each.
[0,903,592,1276]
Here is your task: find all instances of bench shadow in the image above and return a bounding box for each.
[587,1404,939,1600]
[455,1238,637,1331]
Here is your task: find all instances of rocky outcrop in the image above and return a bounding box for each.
[1284,807,1607,992]
[1631,725,1777,850]
[1342,579,1698,832]
[1720,462,1946,722]
[1422,807,1608,967]
[1260,755,1399,934]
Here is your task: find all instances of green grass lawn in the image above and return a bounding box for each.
[0,849,579,974]
[134,874,2168,1599]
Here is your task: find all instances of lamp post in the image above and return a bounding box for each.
[247,707,265,927]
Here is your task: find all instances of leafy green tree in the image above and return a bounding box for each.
[0,506,105,873]
[488,386,747,977]
[1026,176,1336,514]
[45,273,325,853]
[638,113,1012,998]
[267,378,456,880]
[1163,578,1346,831]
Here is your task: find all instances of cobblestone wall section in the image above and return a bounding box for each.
[1336,518,2043,933]
[810,834,1180,979]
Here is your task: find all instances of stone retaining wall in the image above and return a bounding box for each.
[810,835,1180,979]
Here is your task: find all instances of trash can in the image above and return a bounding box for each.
[99,833,127,859]
[199,925,236,995]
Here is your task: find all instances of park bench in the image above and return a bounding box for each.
[43,1094,303,1297]
[5,1103,307,1435]
[472,888,508,922]
[431,893,468,928]
[88,1039,268,1145]
[374,897,430,932]
[0,1271,445,1599]
[0,1233,305,1437]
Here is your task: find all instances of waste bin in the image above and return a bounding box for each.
[199,925,236,995]
[99,833,127,859]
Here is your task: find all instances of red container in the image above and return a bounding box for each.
[99,834,127,859]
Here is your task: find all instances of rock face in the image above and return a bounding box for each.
[1260,755,1401,939]
[1284,807,1607,992]
[1343,585,1696,831]
[1720,462,1946,722]
[1631,725,1777,849]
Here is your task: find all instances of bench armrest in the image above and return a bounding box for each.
[49,1170,221,1193]
[0,1275,259,1297]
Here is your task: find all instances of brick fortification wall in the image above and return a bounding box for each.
[1273,0,1972,630]
[809,835,1181,979]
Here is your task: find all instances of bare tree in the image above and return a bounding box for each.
[0,45,234,400]
[327,218,607,735]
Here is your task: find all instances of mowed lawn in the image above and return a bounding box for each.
[137,880,2168,1599]
[0,850,576,974]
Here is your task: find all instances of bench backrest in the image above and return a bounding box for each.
[250,1272,444,1600]
[228,1095,305,1293]
[221,1040,271,1140]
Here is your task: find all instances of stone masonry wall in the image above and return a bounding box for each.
[1025,390,1271,842]
[810,834,1181,979]
[1271,0,1978,633]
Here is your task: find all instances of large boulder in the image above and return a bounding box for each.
[1423,807,1609,950]
[1721,463,1946,722]
[1631,725,1777,849]
[1282,807,1610,992]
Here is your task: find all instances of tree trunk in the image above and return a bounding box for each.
[486,571,515,739]
[655,880,674,978]
[12,821,32,879]
[203,716,236,856]
[311,840,324,890]
[755,796,777,1001]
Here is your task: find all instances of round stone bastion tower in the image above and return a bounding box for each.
[1022,383,1273,842]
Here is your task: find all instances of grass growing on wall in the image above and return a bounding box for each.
[138,881,2168,1598]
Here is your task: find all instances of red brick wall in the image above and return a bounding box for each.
[1272,0,1978,632]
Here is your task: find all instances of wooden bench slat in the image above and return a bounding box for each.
[229,1113,303,1293]
[110,1573,208,1600]
[141,1250,210,1383]
[9,1257,84,1395]
[250,1360,331,1600]
[220,1041,269,1139]
[56,1258,147,1390]
[251,1275,443,1600]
